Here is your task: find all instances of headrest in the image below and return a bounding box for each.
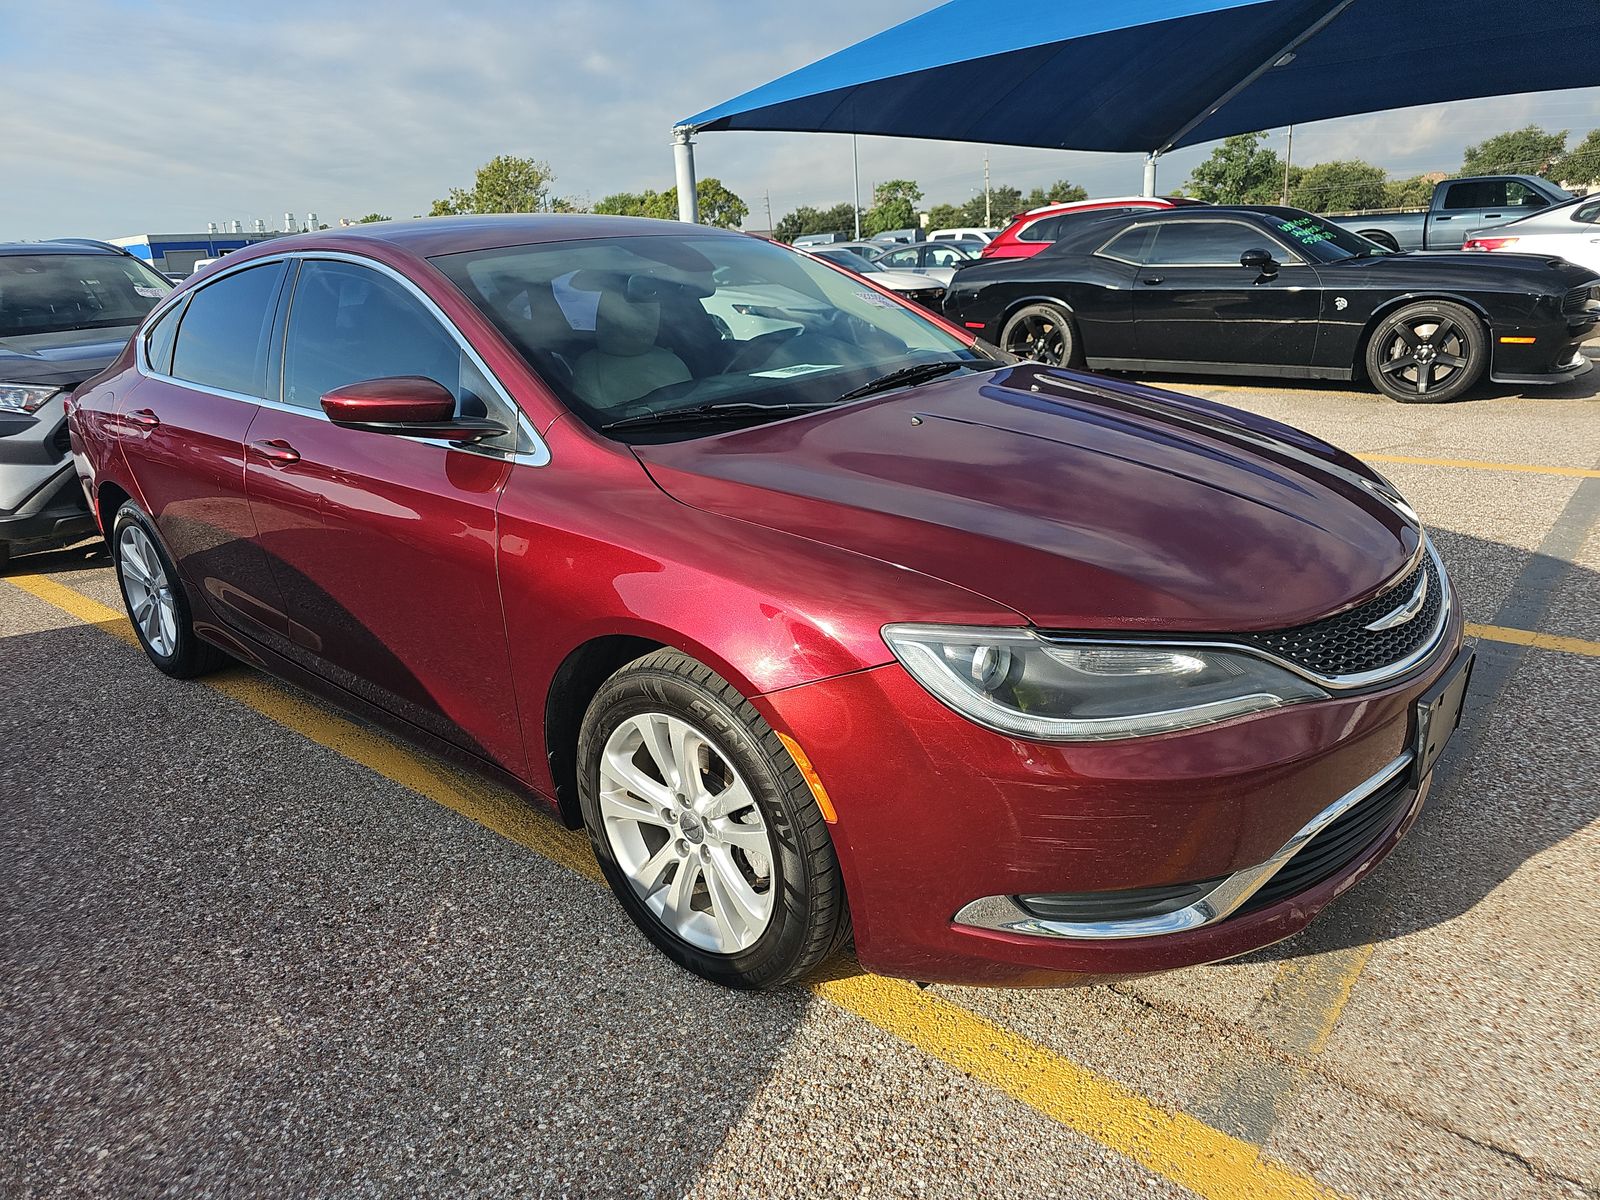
[594,291,661,357]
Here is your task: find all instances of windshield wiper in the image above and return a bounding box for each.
[600,400,836,432]
[832,360,966,404]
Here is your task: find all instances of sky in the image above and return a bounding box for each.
[3,0,1597,241]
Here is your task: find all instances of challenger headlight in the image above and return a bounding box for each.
[0,383,63,414]
[882,625,1327,741]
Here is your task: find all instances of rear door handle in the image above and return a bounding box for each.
[1142,276,1165,285]
[124,408,160,430]
[249,438,300,465]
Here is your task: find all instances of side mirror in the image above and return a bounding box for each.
[1240,248,1279,276]
[321,377,507,443]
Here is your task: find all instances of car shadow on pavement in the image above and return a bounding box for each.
[1226,527,1599,965]
[3,538,109,576]
[0,617,813,1199]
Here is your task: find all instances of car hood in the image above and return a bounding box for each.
[632,364,1421,633]
[0,327,135,388]
[1329,250,1595,290]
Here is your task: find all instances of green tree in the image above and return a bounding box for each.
[1184,132,1284,204]
[925,202,963,231]
[593,178,748,228]
[773,202,858,243]
[1020,179,1089,210]
[864,179,923,235]
[1461,125,1568,181]
[430,155,574,215]
[355,213,389,224]
[1559,127,1600,184]
[1288,160,1389,212]
[1383,174,1437,209]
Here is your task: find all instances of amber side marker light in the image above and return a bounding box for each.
[1499,336,1538,344]
[776,731,838,823]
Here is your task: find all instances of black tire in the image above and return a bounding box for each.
[1358,229,1400,253]
[1364,300,1486,404]
[1000,302,1082,367]
[111,502,228,678]
[577,649,849,990]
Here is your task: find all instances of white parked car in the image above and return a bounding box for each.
[928,227,1000,243]
[1464,193,1600,275]
[805,247,948,310]
[871,241,983,288]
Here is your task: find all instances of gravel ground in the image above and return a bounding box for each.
[2,365,1596,1199]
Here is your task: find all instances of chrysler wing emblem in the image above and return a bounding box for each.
[1365,571,1428,632]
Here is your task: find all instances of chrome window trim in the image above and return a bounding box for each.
[134,249,550,467]
[952,750,1416,941]
[1039,538,1451,692]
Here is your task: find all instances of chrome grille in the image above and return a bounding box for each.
[1229,552,1443,681]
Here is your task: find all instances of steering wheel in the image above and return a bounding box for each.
[723,326,803,374]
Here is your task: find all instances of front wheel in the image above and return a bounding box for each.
[577,649,848,990]
[1000,302,1081,367]
[1364,301,1485,403]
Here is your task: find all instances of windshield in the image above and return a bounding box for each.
[1269,212,1397,261]
[0,252,172,337]
[432,233,986,439]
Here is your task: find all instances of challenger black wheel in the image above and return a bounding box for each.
[577,649,849,990]
[1365,301,1485,403]
[111,502,229,678]
[1000,302,1080,367]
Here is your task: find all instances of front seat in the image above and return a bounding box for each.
[571,291,692,411]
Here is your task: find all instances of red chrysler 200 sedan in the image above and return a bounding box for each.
[67,216,1471,990]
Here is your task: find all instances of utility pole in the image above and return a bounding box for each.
[852,134,862,239]
[1283,124,1294,205]
[983,151,992,227]
[764,189,772,232]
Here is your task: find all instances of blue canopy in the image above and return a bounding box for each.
[679,0,1600,155]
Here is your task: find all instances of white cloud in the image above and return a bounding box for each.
[2,0,1595,240]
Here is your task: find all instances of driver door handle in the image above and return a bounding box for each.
[124,408,160,430]
[249,438,300,465]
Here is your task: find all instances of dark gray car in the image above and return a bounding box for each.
[0,241,172,570]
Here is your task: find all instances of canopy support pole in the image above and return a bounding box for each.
[673,127,699,224]
[1142,152,1160,197]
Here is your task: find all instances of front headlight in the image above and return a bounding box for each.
[0,383,63,414]
[882,625,1327,741]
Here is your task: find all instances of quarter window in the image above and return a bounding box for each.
[1146,222,1294,266]
[1017,215,1063,243]
[170,262,286,397]
[144,298,185,376]
[1099,225,1160,265]
[1571,197,1600,224]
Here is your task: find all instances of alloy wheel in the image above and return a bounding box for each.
[598,712,776,954]
[118,524,178,658]
[1377,317,1470,398]
[1004,309,1070,365]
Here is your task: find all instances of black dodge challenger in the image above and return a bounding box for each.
[942,206,1598,402]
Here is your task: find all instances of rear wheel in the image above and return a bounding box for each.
[1000,302,1080,367]
[111,502,228,678]
[577,649,848,990]
[1365,301,1485,403]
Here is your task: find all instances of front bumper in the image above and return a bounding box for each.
[1489,296,1598,385]
[761,607,1465,986]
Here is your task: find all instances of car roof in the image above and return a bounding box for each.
[1042,204,1297,253]
[255,214,746,260]
[0,240,128,257]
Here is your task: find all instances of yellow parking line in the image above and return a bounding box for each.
[1361,454,1600,479]
[6,568,1345,1200]
[1466,622,1600,659]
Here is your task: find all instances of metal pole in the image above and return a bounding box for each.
[1143,152,1159,197]
[673,127,699,224]
[1283,125,1294,204]
[984,152,991,226]
[852,134,862,239]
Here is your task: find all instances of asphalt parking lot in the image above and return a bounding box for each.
[3,352,1597,1200]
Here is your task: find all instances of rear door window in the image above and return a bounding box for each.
[169,261,287,397]
[1441,181,1504,210]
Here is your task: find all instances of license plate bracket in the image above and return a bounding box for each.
[1412,650,1474,784]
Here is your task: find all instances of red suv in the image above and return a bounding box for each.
[69,217,1470,990]
[983,196,1205,259]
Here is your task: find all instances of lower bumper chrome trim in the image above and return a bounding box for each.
[952,751,1415,941]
